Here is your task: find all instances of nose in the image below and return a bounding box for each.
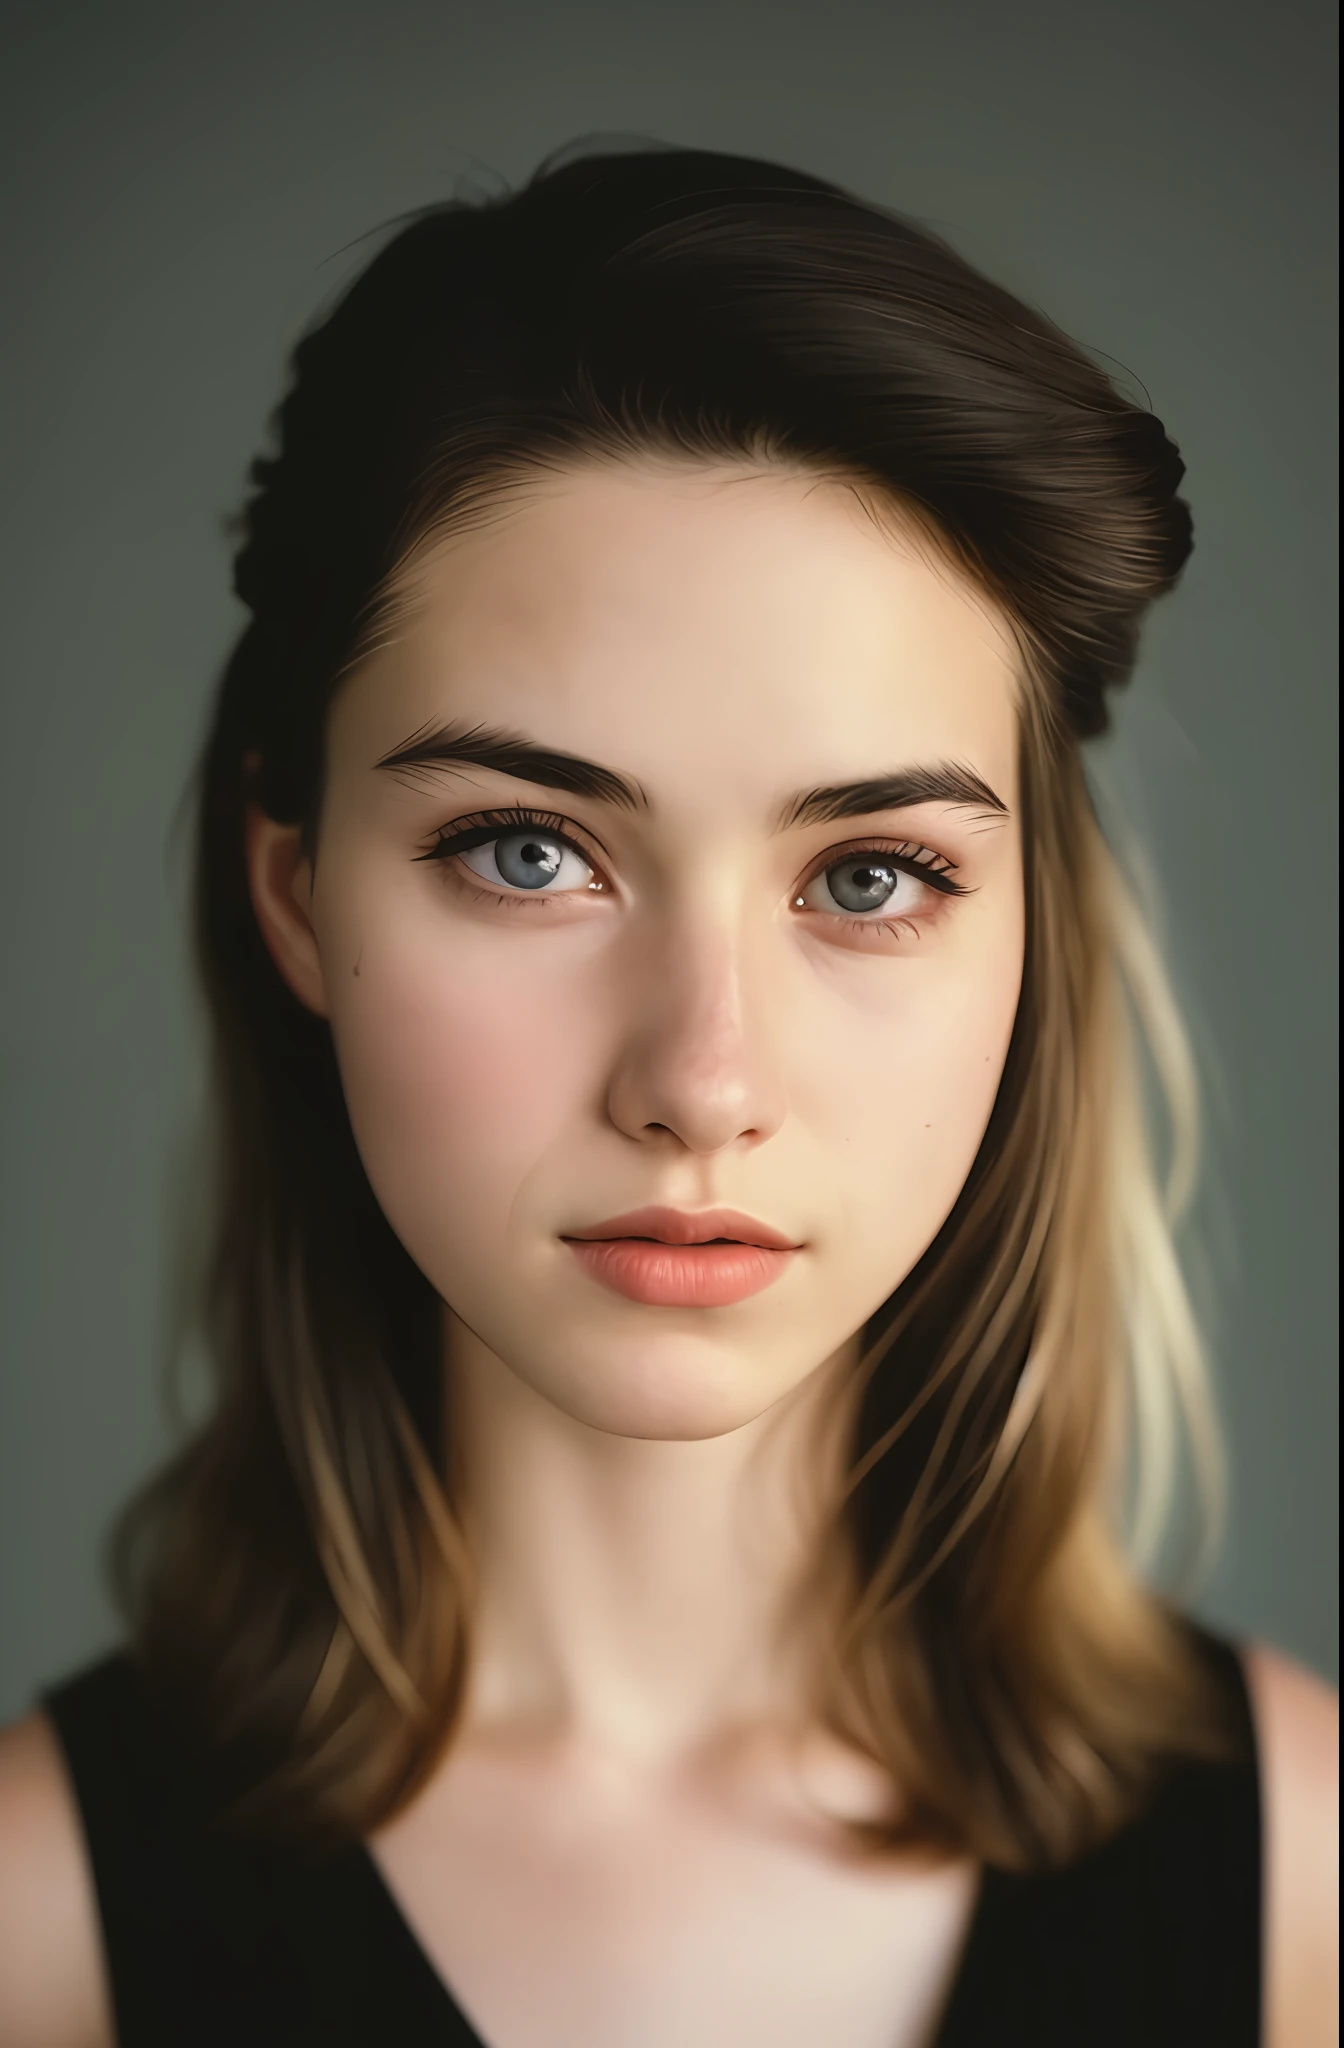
[604,916,787,1156]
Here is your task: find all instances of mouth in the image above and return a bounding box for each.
[560,1207,802,1308]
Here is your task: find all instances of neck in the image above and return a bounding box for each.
[445,1314,857,1768]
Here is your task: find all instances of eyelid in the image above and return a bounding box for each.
[799,835,969,897]
[412,807,622,910]
[415,806,610,870]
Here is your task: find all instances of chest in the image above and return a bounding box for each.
[369,1754,980,2048]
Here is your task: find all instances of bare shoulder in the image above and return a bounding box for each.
[0,1710,114,2048]
[1242,1640,1339,2048]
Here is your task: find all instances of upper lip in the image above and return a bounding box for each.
[563,1206,800,1250]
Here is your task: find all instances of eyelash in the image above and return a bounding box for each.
[414,808,607,900]
[415,807,969,935]
[796,837,966,898]
[793,836,968,945]
[417,808,593,854]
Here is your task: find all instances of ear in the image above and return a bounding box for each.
[244,802,330,1019]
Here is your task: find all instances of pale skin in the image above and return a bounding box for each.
[0,461,1335,2046]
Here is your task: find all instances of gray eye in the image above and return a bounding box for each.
[494,832,564,889]
[823,857,902,914]
[457,831,595,894]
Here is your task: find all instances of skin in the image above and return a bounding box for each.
[0,459,1335,2046]
[294,460,1025,1454]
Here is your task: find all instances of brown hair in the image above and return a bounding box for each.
[115,139,1237,1867]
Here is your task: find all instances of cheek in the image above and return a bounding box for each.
[809,928,1022,1278]
[322,917,601,1253]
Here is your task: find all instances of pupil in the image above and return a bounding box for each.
[831,859,897,913]
[496,833,563,889]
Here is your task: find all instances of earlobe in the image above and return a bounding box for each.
[244,804,330,1019]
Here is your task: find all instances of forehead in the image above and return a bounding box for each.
[334,460,1022,806]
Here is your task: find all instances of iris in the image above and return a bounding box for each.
[493,833,565,889]
[826,858,901,913]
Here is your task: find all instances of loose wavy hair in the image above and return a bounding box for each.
[115,139,1238,1870]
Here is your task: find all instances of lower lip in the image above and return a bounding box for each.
[564,1238,797,1308]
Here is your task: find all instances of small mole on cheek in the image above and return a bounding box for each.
[353,946,362,979]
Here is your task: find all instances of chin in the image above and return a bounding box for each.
[524,1330,804,1442]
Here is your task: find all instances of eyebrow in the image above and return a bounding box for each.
[374,719,650,811]
[374,718,1009,827]
[775,763,1008,830]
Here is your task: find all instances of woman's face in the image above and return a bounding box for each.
[252,460,1025,1440]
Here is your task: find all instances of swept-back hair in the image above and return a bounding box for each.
[116,139,1236,1867]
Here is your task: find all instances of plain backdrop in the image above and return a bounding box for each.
[0,0,1337,1719]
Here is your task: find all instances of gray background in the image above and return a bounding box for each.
[1,0,1336,1720]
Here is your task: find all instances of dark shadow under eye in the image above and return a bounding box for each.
[826,858,902,913]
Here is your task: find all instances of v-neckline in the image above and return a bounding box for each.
[349,1838,1013,2048]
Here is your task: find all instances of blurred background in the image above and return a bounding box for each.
[1,0,1336,1718]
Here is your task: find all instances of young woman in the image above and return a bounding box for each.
[0,142,1335,2048]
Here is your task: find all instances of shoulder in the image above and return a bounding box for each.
[0,1709,115,2048]
[1243,1639,1339,2048]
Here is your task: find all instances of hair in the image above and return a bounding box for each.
[115,138,1240,1870]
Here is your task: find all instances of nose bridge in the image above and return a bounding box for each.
[665,921,750,1079]
[605,884,786,1154]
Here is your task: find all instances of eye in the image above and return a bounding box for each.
[457,828,596,894]
[805,855,908,916]
[414,810,609,899]
[796,845,961,920]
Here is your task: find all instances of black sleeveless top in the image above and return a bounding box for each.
[42,1628,1261,2048]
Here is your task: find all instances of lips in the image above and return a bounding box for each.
[561,1207,801,1308]
[565,1207,799,1251]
